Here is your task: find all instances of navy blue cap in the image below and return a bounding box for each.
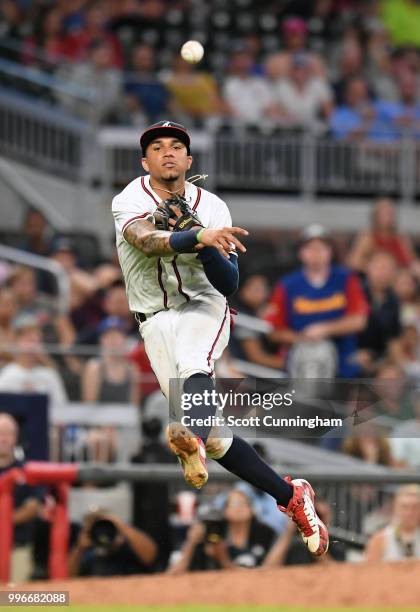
[51,237,75,254]
[140,120,191,156]
[97,316,126,336]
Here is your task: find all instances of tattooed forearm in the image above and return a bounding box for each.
[124,220,175,256]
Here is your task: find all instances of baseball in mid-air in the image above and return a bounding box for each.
[181,40,204,64]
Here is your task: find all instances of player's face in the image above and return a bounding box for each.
[142,137,192,182]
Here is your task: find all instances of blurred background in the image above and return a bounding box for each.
[0,0,420,586]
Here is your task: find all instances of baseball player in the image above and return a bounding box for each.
[112,120,329,556]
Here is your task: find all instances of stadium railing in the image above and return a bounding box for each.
[1,458,418,581]
[0,244,69,313]
[0,85,94,181]
[1,71,419,200]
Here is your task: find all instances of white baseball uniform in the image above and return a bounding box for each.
[112,175,235,456]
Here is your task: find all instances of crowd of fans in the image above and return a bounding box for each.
[0,196,419,580]
[0,0,419,136]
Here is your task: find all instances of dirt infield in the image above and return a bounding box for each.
[21,561,420,608]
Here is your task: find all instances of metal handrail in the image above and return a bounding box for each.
[0,244,69,314]
[77,462,420,485]
[0,37,72,67]
[0,158,71,229]
[0,57,94,101]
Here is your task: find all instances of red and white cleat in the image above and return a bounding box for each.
[278,477,329,556]
[166,422,208,489]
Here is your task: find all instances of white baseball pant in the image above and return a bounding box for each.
[137,293,233,458]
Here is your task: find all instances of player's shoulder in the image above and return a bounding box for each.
[112,176,148,209]
[196,185,229,211]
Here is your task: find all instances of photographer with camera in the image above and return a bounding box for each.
[168,488,275,574]
[68,510,157,577]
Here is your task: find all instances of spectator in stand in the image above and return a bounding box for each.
[229,274,285,370]
[75,280,134,346]
[169,488,276,573]
[57,39,122,123]
[5,261,80,395]
[333,40,366,106]
[0,0,26,62]
[56,0,88,33]
[390,390,420,468]
[22,7,70,67]
[268,52,333,128]
[394,269,420,329]
[49,238,95,312]
[223,46,273,126]
[125,44,172,124]
[165,56,226,126]
[0,317,68,408]
[213,445,289,535]
[19,209,53,260]
[81,317,139,462]
[342,429,395,467]
[63,2,123,67]
[7,266,51,320]
[82,317,138,405]
[372,360,412,420]
[18,209,54,294]
[68,509,157,576]
[357,251,401,373]
[365,485,420,561]
[348,197,419,275]
[270,16,326,80]
[365,27,402,102]
[264,499,345,566]
[0,288,17,366]
[329,77,381,141]
[0,413,44,582]
[390,325,420,382]
[50,237,109,314]
[377,71,420,140]
[101,282,134,332]
[264,224,368,378]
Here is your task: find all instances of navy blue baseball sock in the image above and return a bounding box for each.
[182,373,218,444]
[216,436,293,507]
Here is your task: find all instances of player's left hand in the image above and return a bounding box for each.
[166,203,203,232]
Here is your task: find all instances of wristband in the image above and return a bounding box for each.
[169,229,200,253]
[196,228,206,243]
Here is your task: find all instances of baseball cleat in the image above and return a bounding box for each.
[166,422,208,489]
[279,477,329,556]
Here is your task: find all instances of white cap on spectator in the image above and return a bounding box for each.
[300,224,332,246]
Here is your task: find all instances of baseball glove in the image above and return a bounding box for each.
[154,194,204,232]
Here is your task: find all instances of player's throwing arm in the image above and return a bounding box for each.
[124,219,248,259]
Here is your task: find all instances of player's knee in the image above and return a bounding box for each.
[205,430,233,460]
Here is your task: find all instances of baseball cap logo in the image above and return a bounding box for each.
[140,121,191,155]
